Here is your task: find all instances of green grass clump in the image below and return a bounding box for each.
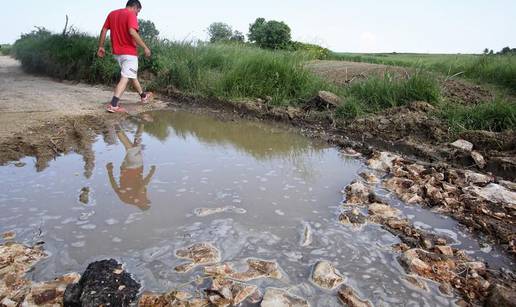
[439,99,516,132]
[332,52,516,93]
[341,72,440,113]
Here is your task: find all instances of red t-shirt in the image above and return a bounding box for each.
[103,8,139,56]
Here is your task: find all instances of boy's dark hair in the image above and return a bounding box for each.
[126,0,142,9]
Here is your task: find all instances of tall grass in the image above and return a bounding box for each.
[332,52,516,93]
[13,29,337,105]
[334,71,441,119]
[439,99,516,132]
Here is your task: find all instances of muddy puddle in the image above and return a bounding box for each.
[0,110,513,306]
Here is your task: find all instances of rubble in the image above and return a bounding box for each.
[343,181,372,205]
[204,258,282,282]
[310,261,344,290]
[339,209,366,225]
[174,243,221,273]
[260,288,309,307]
[337,285,372,307]
[471,151,486,169]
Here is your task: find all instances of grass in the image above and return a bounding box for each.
[11,27,515,132]
[0,44,12,55]
[439,99,516,132]
[331,52,516,93]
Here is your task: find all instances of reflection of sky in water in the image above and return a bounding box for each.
[0,110,507,306]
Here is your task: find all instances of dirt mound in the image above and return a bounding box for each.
[442,79,494,105]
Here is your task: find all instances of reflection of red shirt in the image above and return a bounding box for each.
[103,8,139,55]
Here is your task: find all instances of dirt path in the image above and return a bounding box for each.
[0,56,166,143]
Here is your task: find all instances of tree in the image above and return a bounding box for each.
[248,18,291,49]
[207,22,233,43]
[230,30,245,42]
[483,48,489,54]
[139,19,159,41]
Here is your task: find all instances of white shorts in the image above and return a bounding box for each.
[115,55,138,79]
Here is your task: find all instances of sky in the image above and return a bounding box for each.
[2,0,516,53]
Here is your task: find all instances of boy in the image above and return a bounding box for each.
[97,0,152,113]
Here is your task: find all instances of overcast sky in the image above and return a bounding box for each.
[2,0,515,53]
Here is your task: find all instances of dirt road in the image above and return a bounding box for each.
[0,56,166,143]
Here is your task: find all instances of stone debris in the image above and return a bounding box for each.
[403,274,428,291]
[450,139,473,152]
[339,209,366,226]
[367,151,401,172]
[359,172,379,184]
[1,231,16,241]
[0,243,46,305]
[341,147,361,157]
[485,284,516,307]
[471,151,486,169]
[464,183,516,207]
[175,243,221,273]
[193,206,246,217]
[337,285,372,307]
[204,258,282,282]
[64,259,141,307]
[139,291,209,307]
[260,288,309,307]
[23,273,80,306]
[368,203,400,219]
[206,278,258,306]
[300,222,313,247]
[343,181,372,205]
[310,261,344,290]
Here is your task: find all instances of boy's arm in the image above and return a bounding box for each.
[106,163,120,192]
[143,165,156,185]
[97,27,108,58]
[128,28,151,58]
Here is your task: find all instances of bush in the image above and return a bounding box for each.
[289,41,330,60]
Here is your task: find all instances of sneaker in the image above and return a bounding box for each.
[106,105,128,113]
[140,92,153,104]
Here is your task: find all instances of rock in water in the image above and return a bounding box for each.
[344,181,371,205]
[174,242,221,273]
[260,288,309,307]
[310,261,344,290]
[300,222,313,247]
[63,259,140,307]
[337,285,373,307]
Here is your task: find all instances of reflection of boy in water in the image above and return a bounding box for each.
[107,119,156,210]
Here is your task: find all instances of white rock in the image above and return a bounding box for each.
[471,151,486,169]
[310,261,344,290]
[451,139,473,151]
[260,288,309,307]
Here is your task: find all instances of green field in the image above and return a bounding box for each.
[332,52,516,93]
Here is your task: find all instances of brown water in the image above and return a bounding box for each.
[0,110,511,306]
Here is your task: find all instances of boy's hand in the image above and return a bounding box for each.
[97,47,106,58]
[144,47,151,58]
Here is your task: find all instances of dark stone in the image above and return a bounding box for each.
[63,259,140,307]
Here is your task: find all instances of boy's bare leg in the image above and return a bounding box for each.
[114,77,130,100]
[131,78,143,95]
